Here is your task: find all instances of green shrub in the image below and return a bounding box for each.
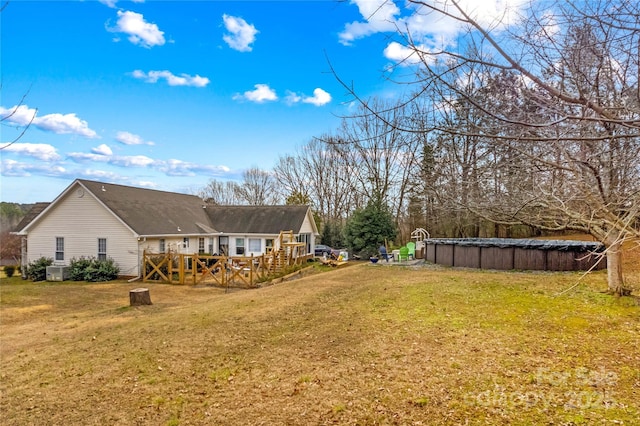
[69,257,93,281]
[70,257,119,282]
[4,265,16,278]
[26,257,53,281]
[86,258,119,282]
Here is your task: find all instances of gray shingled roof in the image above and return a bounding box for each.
[79,180,312,236]
[204,205,311,234]
[14,202,50,233]
[79,180,215,236]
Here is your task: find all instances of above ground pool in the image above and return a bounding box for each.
[423,238,606,271]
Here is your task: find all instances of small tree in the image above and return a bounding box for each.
[344,199,397,258]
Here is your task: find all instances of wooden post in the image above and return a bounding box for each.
[142,250,147,283]
[130,288,152,306]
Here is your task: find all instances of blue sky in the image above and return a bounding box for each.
[1,0,525,203]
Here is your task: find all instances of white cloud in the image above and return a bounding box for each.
[92,144,113,156]
[115,131,155,146]
[66,148,229,177]
[0,104,37,126]
[68,151,156,168]
[66,152,106,163]
[284,91,302,105]
[99,0,144,8]
[99,0,118,8]
[79,169,127,181]
[36,112,98,138]
[1,159,31,177]
[131,70,210,87]
[339,0,401,45]
[0,142,61,161]
[0,159,68,177]
[222,14,258,52]
[302,88,332,106]
[340,0,529,65]
[285,88,332,106]
[157,159,230,177]
[135,180,159,189]
[0,105,98,138]
[111,155,157,168]
[113,10,165,48]
[233,84,278,103]
[383,41,433,66]
[456,0,528,28]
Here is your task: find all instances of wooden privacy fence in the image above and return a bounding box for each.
[142,250,313,287]
[424,238,606,271]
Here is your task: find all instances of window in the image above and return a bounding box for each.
[248,238,261,253]
[198,237,205,254]
[98,238,107,261]
[208,238,214,254]
[159,239,166,253]
[183,237,190,249]
[55,237,64,261]
[235,238,245,255]
[219,236,228,256]
[265,238,274,253]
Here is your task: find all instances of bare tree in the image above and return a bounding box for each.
[388,0,640,294]
[200,167,281,206]
[235,167,280,205]
[198,179,243,205]
[273,152,314,207]
[0,231,21,264]
[274,137,360,224]
[328,99,422,229]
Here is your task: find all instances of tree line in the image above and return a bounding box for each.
[199,0,639,295]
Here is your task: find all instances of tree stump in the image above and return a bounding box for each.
[129,288,152,306]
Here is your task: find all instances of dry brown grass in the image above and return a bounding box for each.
[1,257,639,425]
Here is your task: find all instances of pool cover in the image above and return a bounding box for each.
[425,238,605,252]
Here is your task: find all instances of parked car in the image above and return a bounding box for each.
[314,244,339,257]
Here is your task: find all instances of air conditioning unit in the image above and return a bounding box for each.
[46,266,71,281]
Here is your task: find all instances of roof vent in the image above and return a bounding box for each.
[101,185,106,191]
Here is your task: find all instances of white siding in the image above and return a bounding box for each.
[26,185,139,276]
[299,213,315,234]
[139,237,208,255]
[141,235,266,257]
[299,211,317,252]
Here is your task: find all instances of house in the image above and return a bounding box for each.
[16,179,319,278]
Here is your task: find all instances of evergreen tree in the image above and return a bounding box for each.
[344,199,397,258]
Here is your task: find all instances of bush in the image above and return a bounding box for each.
[85,258,119,282]
[26,257,53,281]
[69,257,94,281]
[4,265,17,278]
[70,257,120,282]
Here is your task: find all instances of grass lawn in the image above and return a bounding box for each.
[1,255,639,425]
